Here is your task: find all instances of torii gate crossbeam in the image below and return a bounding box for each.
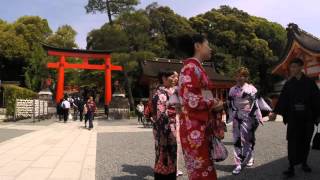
[43,44,122,105]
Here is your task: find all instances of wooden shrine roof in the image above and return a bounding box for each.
[284,23,320,53]
[140,58,234,82]
[272,23,320,75]
[42,43,112,55]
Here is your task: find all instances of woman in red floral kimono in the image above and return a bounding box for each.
[152,70,178,180]
[178,34,224,180]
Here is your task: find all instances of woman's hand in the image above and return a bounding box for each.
[268,112,277,121]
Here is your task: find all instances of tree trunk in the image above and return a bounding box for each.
[106,0,113,25]
[123,69,134,111]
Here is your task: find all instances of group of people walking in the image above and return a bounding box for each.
[57,95,97,130]
[150,34,320,180]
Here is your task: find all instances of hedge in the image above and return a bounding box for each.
[2,85,37,116]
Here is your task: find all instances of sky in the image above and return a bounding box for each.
[0,0,319,49]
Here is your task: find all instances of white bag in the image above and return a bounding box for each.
[68,114,73,120]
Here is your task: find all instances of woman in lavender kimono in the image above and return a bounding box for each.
[228,67,263,175]
[152,70,178,180]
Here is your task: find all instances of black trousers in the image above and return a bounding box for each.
[85,112,94,128]
[287,121,314,166]
[138,113,143,122]
[73,108,78,120]
[104,105,109,119]
[79,110,84,121]
[58,114,63,121]
[154,172,176,180]
[63,109,69,122]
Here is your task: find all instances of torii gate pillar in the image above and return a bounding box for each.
[44,44,122,105]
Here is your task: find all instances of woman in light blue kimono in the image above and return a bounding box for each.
[228,67,263,175]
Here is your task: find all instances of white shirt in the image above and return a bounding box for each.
[136,104,144,113]
[61,100,71,109]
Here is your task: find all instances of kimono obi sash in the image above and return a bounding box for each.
[233,97,251,111]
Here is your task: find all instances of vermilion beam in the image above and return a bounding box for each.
[46,49,122,106]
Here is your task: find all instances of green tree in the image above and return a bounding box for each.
[0,31,29,59]
[112,51,155,109]
[146,6,195,58]
[24,44,48,90]
[188,6,287,94]
[47,25,78,48]
[13,16,52,50]
[87,24,129,51]
[85,0,139,25]
[0,16,52,90]
[117,11,151,51]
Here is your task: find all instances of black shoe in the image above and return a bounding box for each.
[302,164,312,173]
[283,168,295,178]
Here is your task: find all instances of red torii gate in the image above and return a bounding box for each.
[43,44,123,105]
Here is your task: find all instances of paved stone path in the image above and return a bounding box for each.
[0,117,319,180]
[0,120,96,180]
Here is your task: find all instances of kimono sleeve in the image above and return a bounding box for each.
[273,82,290,123]
[151,89,167,122]
[179,64,217,111]
[309,79,320,121]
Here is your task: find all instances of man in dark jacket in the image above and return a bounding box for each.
[56,99,63,121]
[75,97,85,121]
[271,58,320,178]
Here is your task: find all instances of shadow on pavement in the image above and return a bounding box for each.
[111,164,153,180]
[217,151,320,180]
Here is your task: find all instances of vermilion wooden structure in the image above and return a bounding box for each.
[43,44,122,105]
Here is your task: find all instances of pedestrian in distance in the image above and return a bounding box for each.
[85,96,97,130]
[61,95,71,123]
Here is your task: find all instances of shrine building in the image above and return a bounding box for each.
[139,58,235,100]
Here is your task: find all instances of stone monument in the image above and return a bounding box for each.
[109,80,130,119]
[38,77,54,106]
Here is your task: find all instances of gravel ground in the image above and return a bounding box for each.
[96,119,320,180]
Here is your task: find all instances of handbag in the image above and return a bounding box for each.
[209,136,228,162]
[68,113,73,120]
[312,124,320,150]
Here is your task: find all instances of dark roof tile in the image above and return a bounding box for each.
[140,58,234,82]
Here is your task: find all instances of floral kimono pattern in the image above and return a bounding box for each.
[152,86,177,175]
[228,83,262,166]
[178,58,221,180]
